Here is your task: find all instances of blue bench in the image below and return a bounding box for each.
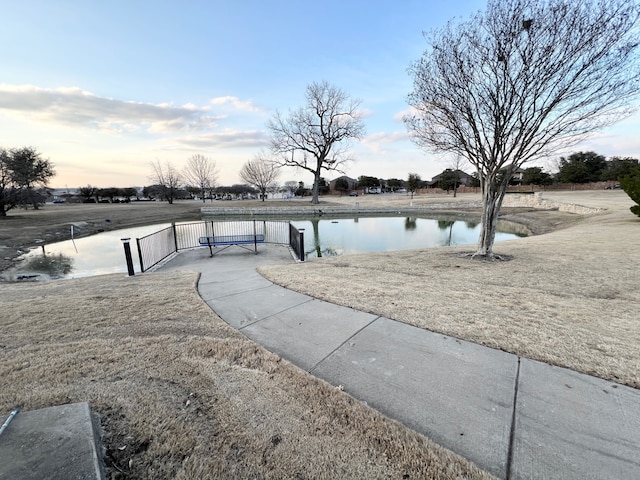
[198,234,265,256]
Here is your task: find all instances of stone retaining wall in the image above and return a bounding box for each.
[502,193,605,214]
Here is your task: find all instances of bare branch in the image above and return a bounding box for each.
[182,154,219,203]
[266,80,365,204]
[149,159,182,204]
[239,152,280,201]
[405,0,640,256]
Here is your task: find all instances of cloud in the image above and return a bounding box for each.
[0,84,261,134]
[392,107,418,123]
[360,131,410,153]
[209,96,265,114]
[166,129,269,150]
[357,107,375,119]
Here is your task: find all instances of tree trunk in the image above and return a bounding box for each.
[311,169,321,204]
[475,175,508,257]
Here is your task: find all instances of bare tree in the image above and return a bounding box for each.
[149,160,182,204]
[407,173,421,199]
[239,153,280,202]
[266,81,365,204]
[405,0,640,257]
[282,180,299,199]
[447,156,468,198]
[182,154,219,203]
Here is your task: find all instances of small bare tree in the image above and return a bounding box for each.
[266,81,365,204]
[149,160,182,204]
[447,156,467,198]
[405,0,640,257]
[407,173,421,199]
[282,180,298,199]
[183,154,219,203]
[239,153,280,202]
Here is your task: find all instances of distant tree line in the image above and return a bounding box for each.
[555,152,639,184]
[78,186,139,203]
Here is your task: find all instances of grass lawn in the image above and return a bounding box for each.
[1,190,637,478]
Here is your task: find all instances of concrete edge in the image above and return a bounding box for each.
[88,404,108,480]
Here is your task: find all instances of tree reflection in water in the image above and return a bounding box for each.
[405,217,417,230]
[437,220,455,246]
[306,218,340,258]
[294,216,524,259]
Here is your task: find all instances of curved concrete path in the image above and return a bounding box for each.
[158,245,640,480]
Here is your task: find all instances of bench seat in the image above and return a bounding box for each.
[198,234,265,255]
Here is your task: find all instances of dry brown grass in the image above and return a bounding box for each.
[0,271,493,479]
[259,191,640,388]
[2,190,636,479]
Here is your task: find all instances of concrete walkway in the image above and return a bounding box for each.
[158,245,640,480]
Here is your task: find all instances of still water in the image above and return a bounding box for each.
[292,217,523,258]
[14,217,523,279]
[15,223,178,279]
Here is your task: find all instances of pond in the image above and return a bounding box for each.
[11,223,181,280]
[292,216,525,258]
[10,216,524,280]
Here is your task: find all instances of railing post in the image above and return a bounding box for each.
[172,223,179,252]
[136,238,144,272]
[121,238,135,276]
[299,229,305,262]
[253,220,258,253]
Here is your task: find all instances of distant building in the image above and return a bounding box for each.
[427,170,474,188]
[329,176,358,193]
[49,187,80,202]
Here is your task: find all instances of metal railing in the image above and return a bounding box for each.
[289,223,305,262]
[137,226,176,272]
[136,220,300,272]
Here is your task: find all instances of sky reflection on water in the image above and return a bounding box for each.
[16,217,523,279]
[292,216,521,258]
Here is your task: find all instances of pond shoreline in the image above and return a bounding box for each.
[201,201,483,217]
[0,192,601,279]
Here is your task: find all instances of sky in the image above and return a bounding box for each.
[1,0,639,189]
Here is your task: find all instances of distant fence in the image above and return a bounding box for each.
[136,220,303,272]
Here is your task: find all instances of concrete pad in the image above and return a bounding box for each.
[241,300,378,371]
[0,402,104,480]
[198,273,273,301]
[160,244,293,268]
[199,267,265,285]
[311,317,517,479]
[511,359,640,480]
[153,248,210,271]
[197,244,295,271]
[207,285,312,328]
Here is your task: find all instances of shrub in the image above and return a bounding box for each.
[24,253,73,277]
[619,168,640,217]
